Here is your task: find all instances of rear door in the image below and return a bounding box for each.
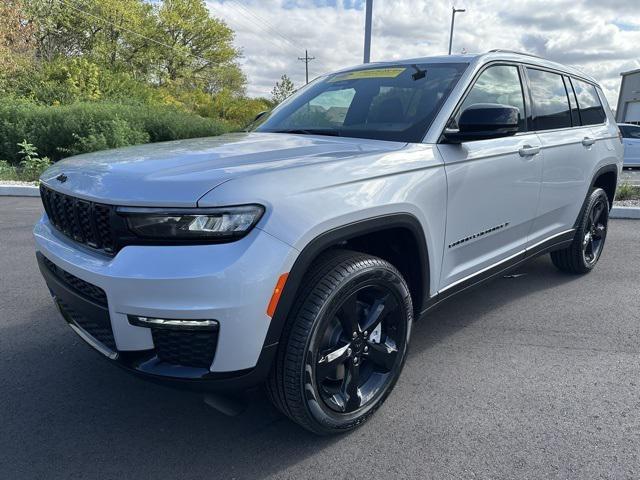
[526,68,600,244]
[437,64,543,290]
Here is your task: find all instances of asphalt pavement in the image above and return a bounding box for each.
[1,197,639,480]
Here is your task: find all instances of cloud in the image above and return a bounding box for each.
[207,0,640,107]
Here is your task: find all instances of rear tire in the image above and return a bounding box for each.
[550,187,609,274]
[266,249,412,435]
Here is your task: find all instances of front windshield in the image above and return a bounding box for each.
[254,63,468,143]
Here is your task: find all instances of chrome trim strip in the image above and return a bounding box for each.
[128,315,219,331]
[68,323,119,360]
[438,228,575,294]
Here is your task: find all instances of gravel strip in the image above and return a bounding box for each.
[0,180,38,186]
[614,199,640,208]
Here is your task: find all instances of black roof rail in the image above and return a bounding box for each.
[487,49,544,59]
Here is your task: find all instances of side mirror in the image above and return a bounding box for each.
[444,103,519,143]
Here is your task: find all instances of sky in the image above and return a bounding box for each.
[205,0,640,107]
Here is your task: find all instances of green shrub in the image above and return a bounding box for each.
[0,99,228,163]
[615,182,640,201]
[0,160,19,181]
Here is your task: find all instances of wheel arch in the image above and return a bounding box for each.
[590,164,618,209]
[263,213,430,346]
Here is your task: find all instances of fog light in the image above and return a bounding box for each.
[128,315,219,331]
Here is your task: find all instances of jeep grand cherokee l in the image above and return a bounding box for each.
[35,50,623,434]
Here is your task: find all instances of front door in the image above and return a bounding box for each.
[437,64,543,290]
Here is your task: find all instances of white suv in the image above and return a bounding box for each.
[35,50,623,434]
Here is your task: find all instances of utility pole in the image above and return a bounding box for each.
[448,7,466,55]
[363,0,373,63]
[298,50,315,84]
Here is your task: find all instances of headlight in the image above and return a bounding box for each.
[117,205,264,241]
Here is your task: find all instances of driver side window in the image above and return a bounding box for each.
[458,65,526,131]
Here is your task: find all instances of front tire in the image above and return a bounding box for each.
[266,249,412,435]
[550,187,610,274]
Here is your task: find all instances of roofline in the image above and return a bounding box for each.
[621,68,640,77]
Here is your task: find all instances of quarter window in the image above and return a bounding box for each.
[572,79,606,125]
[459,65,526,131]
[527,68,572,131]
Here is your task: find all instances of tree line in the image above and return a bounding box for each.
[0,0,295,169]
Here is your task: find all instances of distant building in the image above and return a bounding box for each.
[616,69,640,125]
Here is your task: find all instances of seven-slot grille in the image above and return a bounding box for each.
[40,185,116,254]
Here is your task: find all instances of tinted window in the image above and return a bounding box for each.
[527,68,571,131]
[573,79,606,125]
[565,77,581,126]
[255,63,468,143]
[459,65,526,131]
[620,125,640,139]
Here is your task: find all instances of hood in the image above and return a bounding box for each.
[41,132,407,207]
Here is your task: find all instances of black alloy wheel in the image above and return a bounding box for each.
[550,187,610,274]
[267,250,412,435]
[314,284,405,413]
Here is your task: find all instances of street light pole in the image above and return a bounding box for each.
[363,0,373,63]
[448,7,466,55]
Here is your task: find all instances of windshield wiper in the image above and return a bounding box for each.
[269,129,341,137]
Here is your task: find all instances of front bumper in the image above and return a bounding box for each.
[34,215,297,389]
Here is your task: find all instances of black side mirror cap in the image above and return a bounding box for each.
[444,103,520,143]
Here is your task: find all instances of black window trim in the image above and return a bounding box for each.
[524,66,574,132]
[439,60,531,143]
[438,59,608,143]
[521,65,608,133]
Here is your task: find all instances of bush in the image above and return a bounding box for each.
[0,99,229,163]
[615,182,640,201]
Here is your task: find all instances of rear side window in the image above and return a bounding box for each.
[526,68,571,131]
[572,79,606,125]
[459,65,526,131]
[620,125,640,139]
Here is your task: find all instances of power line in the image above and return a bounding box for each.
[226,0,298,50]
[298,49,315,84]
[208,2,300,56]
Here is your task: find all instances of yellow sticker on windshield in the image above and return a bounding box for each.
[329,68,406,82]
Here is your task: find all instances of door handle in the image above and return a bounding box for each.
[518,145,540,157]
[582,137,596,147]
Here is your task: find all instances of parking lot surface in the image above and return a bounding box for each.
[1,197,639,480]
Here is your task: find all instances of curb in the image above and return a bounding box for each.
[0,185,39,197]
[610,206,640,219]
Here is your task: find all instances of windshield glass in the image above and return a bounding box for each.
[253,63,468,143]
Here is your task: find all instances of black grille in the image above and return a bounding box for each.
[152,329,218,369]
[40,185,117,255]
[57,299,117,351]
[42,256,107,307]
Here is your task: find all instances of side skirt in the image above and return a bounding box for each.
[421,229,575,315]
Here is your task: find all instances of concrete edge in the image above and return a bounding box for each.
[0,184,39,197]
[610,206,640,219]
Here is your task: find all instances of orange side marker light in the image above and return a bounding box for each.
[266,273,289,318]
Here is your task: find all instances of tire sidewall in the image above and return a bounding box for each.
[577,188,609,271]
[301,263,412,433]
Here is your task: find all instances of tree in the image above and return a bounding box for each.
[271,74,295,105]
[153,0,243,92]
[0,0,35,74]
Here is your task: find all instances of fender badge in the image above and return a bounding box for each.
[56,173,68,183]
